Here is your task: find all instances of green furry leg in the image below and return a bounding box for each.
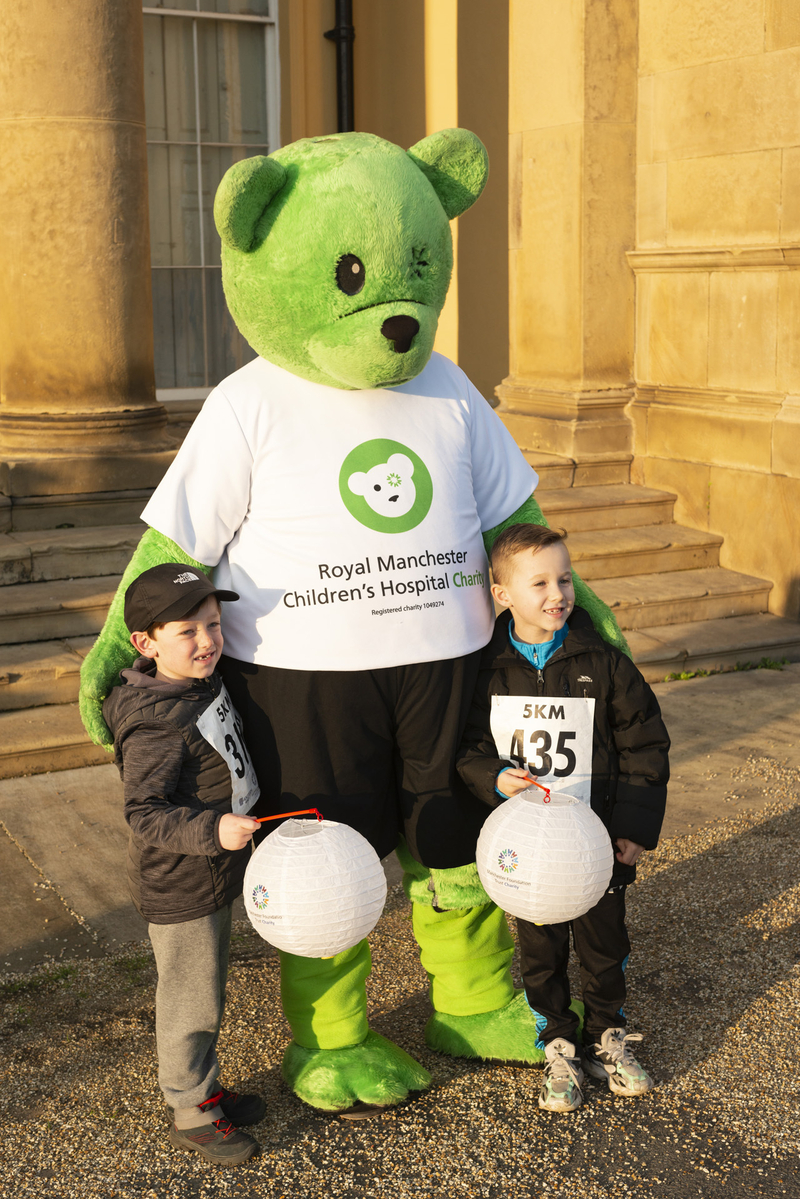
[279,941,430,1112]
[409,885,584,1066]
[413,901,515,1017]
[425,991,584,1065]
[282,1031,431,1113]
[396,840,492,909]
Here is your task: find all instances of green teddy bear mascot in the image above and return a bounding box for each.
[81,129,628,1116]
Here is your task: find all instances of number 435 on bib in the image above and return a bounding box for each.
[490,695,596,806]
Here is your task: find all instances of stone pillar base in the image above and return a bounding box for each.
[0,405,169,454]
[0,404,178,497]
[495,378,634,461]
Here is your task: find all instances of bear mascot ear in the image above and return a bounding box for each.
[407,128,489,219]
[214,155,288,252]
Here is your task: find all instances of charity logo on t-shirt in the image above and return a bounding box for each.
[338,438,433,533]
[141,354,538,670]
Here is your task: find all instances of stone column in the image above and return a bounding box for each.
[496,0,637,472]
[0,0,173,497]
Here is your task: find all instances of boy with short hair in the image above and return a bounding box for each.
[457,525,669,1113]
[103,564,264,1164]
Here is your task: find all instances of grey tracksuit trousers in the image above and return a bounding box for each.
[148,905,232,1109]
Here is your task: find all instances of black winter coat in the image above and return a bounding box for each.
[103,660,250,924]
[456,607,670,883]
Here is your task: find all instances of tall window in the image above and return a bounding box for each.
[142,2,280,399]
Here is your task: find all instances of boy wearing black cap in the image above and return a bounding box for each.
[103,564,263,1166]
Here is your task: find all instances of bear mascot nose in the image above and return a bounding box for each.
[381,315,420,354]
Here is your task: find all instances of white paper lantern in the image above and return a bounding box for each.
[476,788,614,924]
[243,818,387,957]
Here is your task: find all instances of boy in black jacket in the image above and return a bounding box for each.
[103,565,263,1164]
[457,525,669,1114]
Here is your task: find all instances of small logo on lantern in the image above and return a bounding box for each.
[498,849,519,874]
[252,884,269,910]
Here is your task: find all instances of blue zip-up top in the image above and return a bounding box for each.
[508,620,569,669]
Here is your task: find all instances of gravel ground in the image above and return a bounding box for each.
[2,752,799,1198]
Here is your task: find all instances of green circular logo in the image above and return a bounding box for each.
[339,439,433,533]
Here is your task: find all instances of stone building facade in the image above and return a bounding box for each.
[0,1,798,776]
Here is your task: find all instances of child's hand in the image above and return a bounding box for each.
[496,767,536,798]
[218,814,260,851]
[615,839,645,866]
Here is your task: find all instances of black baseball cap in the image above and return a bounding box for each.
[124,563,239,633]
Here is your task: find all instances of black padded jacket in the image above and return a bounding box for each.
[103,659,249,924]
[456,606,670,884]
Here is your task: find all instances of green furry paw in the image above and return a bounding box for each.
[282,1030,431,1113]
[425,990,584,1065]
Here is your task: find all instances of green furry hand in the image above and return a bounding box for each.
[79,528,211,749]
[483,493,631,659]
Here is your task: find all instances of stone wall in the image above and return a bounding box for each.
[629,0,800,618]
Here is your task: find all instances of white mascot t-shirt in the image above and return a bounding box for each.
[143,354,537,672]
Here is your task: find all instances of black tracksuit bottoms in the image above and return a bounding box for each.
[517,883,631,1048]
[218,651,490,868]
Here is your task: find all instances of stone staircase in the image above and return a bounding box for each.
[0,492,146,780]
[530,450,800,683]
[2,455,800,781]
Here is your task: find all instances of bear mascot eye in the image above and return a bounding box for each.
[336,254,366,296]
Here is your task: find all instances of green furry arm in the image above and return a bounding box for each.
[79,528,211,750]
[482,494,631,658]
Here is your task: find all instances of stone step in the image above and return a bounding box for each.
[568,524,723,580]
[538,484,676,531]
[0,703,109,780]
[629,613,800,683]
[521,451,632,490]
[5,489,151,532]
[0,636,95,711]
[593,567,771,630]
[0,577,120,645]
[0,524,141,587]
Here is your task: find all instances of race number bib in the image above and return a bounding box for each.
[196,683,260,815]
[490,694,596,805]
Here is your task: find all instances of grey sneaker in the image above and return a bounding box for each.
[538,1038,585,1113]
[169,1115,259,1166]
[583,1028,653,1096]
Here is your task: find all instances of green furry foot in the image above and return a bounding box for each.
[425,990,584,1065]
[282,1030,431,1113]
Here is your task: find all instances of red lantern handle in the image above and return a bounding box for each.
[253,807,323,824]
[527,778,551,803]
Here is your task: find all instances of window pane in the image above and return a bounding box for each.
[148,144,201,266]
[206,269,258,381]
[152,269,207,388]
[147,0,197,10]
[158,17,197,143]
[197,20,269,145]
[199,1,273,15]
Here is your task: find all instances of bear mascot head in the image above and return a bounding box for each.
[213,129,488,388]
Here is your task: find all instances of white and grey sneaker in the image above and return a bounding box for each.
[538,1038,585,1113]
[583,1028,653,1096]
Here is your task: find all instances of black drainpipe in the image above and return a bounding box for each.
[324,0,355,132]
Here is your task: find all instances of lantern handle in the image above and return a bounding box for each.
[253,808,324,823]
[526,778,551,803]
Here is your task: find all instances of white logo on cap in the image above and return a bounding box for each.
[173,572,200,584]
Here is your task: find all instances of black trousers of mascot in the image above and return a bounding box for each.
[219,652,489,868]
